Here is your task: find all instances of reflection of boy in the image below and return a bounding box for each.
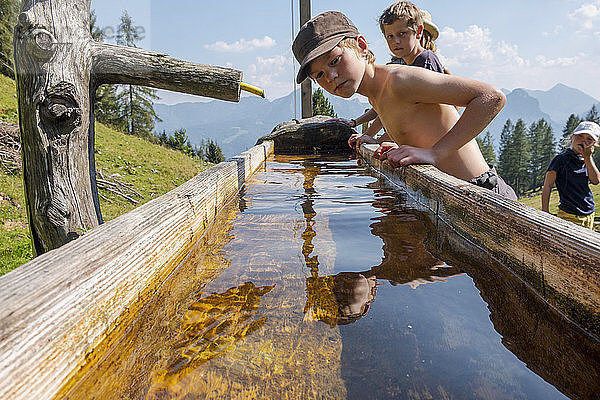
[542,121,600,229]
[331,272,378,325]
[293,11,517,199]
[303,272,377,327]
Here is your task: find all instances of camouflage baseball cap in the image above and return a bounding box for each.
[292,11,359,84]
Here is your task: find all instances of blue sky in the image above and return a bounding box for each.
[91,0,600,108]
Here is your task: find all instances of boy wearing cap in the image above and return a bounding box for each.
[292,11,516,199]
[542,121,600,229]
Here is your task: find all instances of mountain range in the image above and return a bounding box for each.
[154,84,599,158]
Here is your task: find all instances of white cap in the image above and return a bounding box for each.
[573,121,600,142]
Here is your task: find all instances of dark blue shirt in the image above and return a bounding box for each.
[547,149,595,215]
[389,50,445,73]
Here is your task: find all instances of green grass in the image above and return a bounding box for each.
[0,173,31,275]
[94,123,210,221]
[519,184,600,231]
[0,76,212,275]
[0,75,18,124]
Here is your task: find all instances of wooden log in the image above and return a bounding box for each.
[91,43,241,102]
[358,143,600,336]
[13,0,243,255]
[0,141,273,400]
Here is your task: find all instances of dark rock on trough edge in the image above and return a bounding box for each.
[256,115,356,155]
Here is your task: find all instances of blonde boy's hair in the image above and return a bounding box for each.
[379,1,423,34]
[338,37,376,64]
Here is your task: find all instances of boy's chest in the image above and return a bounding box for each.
[370,100,454,146]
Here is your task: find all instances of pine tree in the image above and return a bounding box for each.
[499,119,531,197]
[510,119,531,196]
[90,10,104,41]
[562,114,582,151]
[115,11,161,139]
[205,139,225,164]
[527,119,554,191]
[0,0,20,78]
[476,131,496,166]
[312,88,336,117]
[586,105,600,165]
[90,10,124,130]
[585,104,599,124]
[497,119,514,179]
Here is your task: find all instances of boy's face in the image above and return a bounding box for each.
[308,42,366,99]
[383,19,422,60]
[572,133,596,155]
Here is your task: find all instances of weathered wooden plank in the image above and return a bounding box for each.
[0,141,273,400]
[358,143,600,336]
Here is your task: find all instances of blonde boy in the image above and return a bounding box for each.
[292,11,516,199]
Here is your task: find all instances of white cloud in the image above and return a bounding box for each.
[432,23,599,98]
[542,25,563,37]
[535,55,579,67]
[256,55,290,68]
[496,41,527,67]
[438,25,494,63]
[437,25,528,71]
[204,36,276,53]
[569,3,600,29]
[244,55,295,100]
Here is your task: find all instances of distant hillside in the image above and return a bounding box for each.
[525,83,599,123]
[155,84,599,156]
[154,90,367,157]
[485,88,560,146]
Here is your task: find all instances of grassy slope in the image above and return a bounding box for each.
[0,76,211,275]
[519,183,600,230]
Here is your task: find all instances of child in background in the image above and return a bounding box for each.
[334,2,447,148]
[542,121,600,229]
[292,11,516,199]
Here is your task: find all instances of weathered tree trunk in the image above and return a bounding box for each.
[14,0,242,255]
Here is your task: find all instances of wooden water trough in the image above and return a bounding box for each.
[0,117,599,400]
[356,142,600,337]
[0,142,273,400]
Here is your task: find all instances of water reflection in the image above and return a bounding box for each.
[299,159,461,327]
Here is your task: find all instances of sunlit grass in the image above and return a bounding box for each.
[1,76,213,275]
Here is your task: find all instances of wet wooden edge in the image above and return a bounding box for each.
[358,143,600,337]
[0,141,274,400]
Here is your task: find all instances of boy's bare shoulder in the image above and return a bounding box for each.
[375,64,433,94]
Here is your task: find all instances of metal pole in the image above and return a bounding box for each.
[300,0,312,119]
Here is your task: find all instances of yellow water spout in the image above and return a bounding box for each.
[241,82,265,98]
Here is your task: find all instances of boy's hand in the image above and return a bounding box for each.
[582,142,595,159]
[348,133,377,148]
[373,142,398,159]
[383,145,437,168]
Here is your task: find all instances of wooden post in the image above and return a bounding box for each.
[300,0,312,119]
[13,0,242,255]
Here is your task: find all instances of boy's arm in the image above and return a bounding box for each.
[541,171,556,213]
[348,117,384,148]
[331,108,378,128]
[583,146,600,185]
[387,69,506,167]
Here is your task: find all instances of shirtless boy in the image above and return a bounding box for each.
[292,11,516,199]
